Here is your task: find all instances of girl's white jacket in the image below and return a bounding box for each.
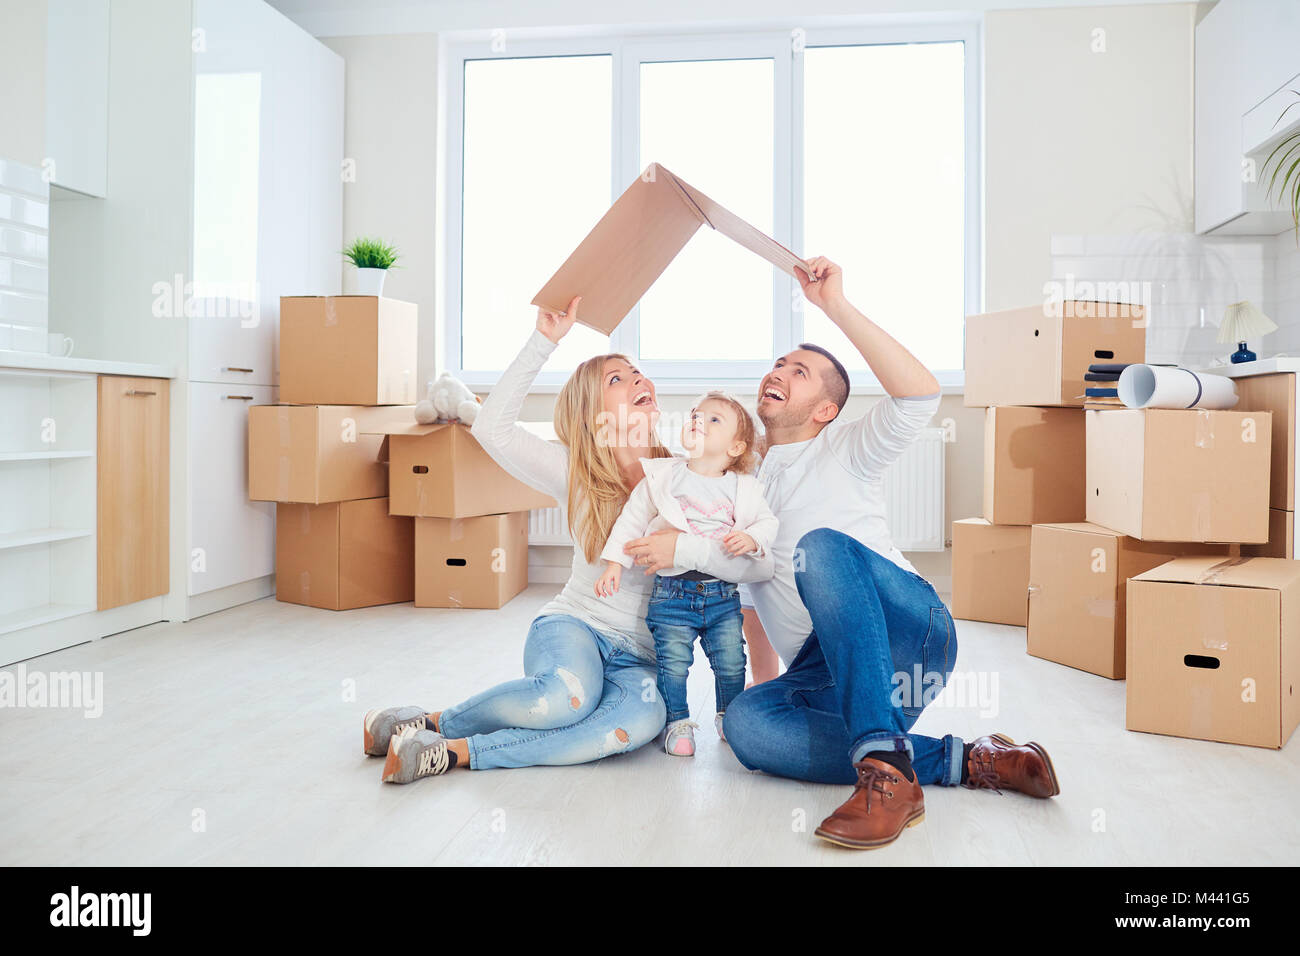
[600,456,779,582]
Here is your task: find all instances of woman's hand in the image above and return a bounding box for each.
[623,529,681,576]
[536,295,582,345]
[795,256,845,314]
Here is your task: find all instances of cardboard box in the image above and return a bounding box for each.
[950,518,1031,626]
[533,162,808,335]
[1242,508,1294,559]
[983,406,1086,525]
[415,512,529,609]
[1027,522,1228,679]
[1085,408,1271,543]
[248,404,414,503]
[279,296,418,405]
[964,301,1146,408]
[1235,372,1295,511]
[1126,556,1300,748]
[276,497,415,610]
[370,422,556,519]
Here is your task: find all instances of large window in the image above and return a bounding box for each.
[443,23,980,387]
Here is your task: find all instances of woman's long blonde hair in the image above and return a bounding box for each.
[553,353,672,563]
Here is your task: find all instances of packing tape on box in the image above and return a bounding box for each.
[1194,408,1215,449]
[278,409,292,446]
[298,505,311,534]
[1086,597,1117,618]
[298,570,311,598]
[324,296,337,327]
[1193,490,1212,542]
[1195,556,1249,585]
[448,518,464,542]
[446,588,462,608]
[278,456,292,502]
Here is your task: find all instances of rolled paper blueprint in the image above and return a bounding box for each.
[1117,364,1239,410]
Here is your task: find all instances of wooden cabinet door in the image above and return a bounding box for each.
[98,376,169,610]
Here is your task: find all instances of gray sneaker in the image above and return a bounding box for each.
[362,706,429,756]
[382,728,456,784]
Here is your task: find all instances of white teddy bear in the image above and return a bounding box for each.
[415,372,480,425]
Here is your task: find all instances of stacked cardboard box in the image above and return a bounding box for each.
[952,301,1145,627]
[248,296,419,610]
[247,295,556,611]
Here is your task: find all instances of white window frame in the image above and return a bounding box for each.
[440,19,981,391]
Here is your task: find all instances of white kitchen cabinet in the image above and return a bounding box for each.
[44,0,110,197]
[1195,0,1300,235]
[187,382,276,596]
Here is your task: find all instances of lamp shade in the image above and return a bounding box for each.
[1218,300,1277,344]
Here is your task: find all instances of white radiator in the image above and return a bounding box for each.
[881,427,946,551]
[528,505,572,546]
[528,426,946,552]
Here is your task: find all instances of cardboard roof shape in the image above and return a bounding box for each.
[532,162,810,335]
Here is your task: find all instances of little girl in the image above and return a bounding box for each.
[595,392,778,756]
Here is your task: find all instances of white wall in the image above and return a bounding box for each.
[984,2,1198,311]
[322,33,440,392]
[0,0,48,169]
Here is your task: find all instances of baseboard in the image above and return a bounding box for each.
[1,597,165,666]
[180,575,276,622]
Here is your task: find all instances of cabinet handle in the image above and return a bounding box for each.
[224,366,254,373]
[225,394,255,401]
[125,389,157,397]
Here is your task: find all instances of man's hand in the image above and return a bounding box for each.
[795,256,845,315]
[623,529,681,576]
[594,561,622,598]
[536,295,582,344]
[723,531,758,556]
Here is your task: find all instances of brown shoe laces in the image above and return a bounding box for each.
[854,763,901,813]
[966,749,1004,795]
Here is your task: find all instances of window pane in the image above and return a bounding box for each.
[461,55,612,371]
[802,42,966,371]
[639,58,774,362]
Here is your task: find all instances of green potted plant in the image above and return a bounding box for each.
[1263,90,1300,240]
[343,237,400,296]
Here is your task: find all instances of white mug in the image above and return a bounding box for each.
[47,332,74,357]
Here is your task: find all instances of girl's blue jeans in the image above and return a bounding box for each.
[646,575,747,724]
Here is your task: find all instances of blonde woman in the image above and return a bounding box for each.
[364,297,774,782]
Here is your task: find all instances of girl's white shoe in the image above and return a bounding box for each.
[664,719,699,756]
[715,712,727,743]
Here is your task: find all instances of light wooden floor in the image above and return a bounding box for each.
[1,584,1297,866]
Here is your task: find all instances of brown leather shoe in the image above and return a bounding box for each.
[813,758,925,850]
[964,733,1060,798]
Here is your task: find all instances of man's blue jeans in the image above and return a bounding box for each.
[647,575,747,724]
[724,528,965,787]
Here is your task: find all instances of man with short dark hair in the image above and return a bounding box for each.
[724,256,1060,850]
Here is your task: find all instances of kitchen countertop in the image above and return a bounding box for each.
[0,350,176,379]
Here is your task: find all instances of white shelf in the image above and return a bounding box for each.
[0,450,94,461]
[0,528,93,551]
[0,603,94,637]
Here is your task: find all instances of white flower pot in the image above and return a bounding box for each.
[356,267,387,297]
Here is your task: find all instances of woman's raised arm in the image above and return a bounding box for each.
[469,298,582,503]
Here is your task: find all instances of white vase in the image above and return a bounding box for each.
[356,267,387,296]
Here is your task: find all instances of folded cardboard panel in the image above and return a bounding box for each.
[279,296,418,405]
[983,405,1086,525]
[248,404,414,503]
[950,518,1030,626]
[415,511,529,609]
[533,162,808,335]
[371,422,555,518]
[1126,556,1300,748]
[964,300,1146,408]
[1234,372,1295,511]
[1242,508,1294,559]
[276,497,415,610]
[1026,522,1228,679]
[1085,408,1271,543]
